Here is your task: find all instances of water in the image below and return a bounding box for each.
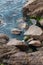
[0,0,27,40]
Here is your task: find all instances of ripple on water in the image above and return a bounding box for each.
[0,0,26,40]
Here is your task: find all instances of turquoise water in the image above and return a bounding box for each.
[0,0,27,40]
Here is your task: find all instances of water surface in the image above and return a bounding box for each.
[0,0,27,40]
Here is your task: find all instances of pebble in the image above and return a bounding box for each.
[11,28,22,35]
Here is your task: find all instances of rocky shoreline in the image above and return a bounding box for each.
[0,0,43,65]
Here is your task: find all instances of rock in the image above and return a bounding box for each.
[23,0,35,8]
[24,36,33,42]
[27,38,33,42]
[30,19,37,25]
[0,38,7,44]
[23,0,43,28]
[0,34,9,44]
[24,25,43,36]
[37,47,43,51]
[16,17,24,23]
[24,36,30,41]
[11,28,22,35]
[17,17,29,30]
[18,22,28,30]
[7,39,24,46]
[36,20,43,29]
[39,34,43,41]
[29,40,41,47]
[24,25,43,41]
[39,19,43,26]
[23,0,43,17]
[7,39,28,51]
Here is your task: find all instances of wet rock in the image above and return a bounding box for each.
[11,28,22,35]
[16,17,24,23]
[23,0,43,17]
[17,17,29,30]
[0,34,9,45]
[18,22,28,30]
[7,39,28,51]
[24,25,43,41]
[29,40,41,47]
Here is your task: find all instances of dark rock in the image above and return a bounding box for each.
[23,0,43,17]
[0,45,43,65]
[7,39,28,51]
[0,34,9,45]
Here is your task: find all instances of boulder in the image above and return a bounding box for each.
[23,0,43,17]
[1,45,43,65]
[24,25,43,41]
[0,34,9,44]
[11,28,22,35]
[24,25,43,36]
[7,39,28,51]
[23,0,43,28]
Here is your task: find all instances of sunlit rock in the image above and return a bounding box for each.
[24,25,43,36]
[23,0,35,8]
[23,0,43,17]
[29,40,41,47]
[24,25,43,41]
[11,28,22,35]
